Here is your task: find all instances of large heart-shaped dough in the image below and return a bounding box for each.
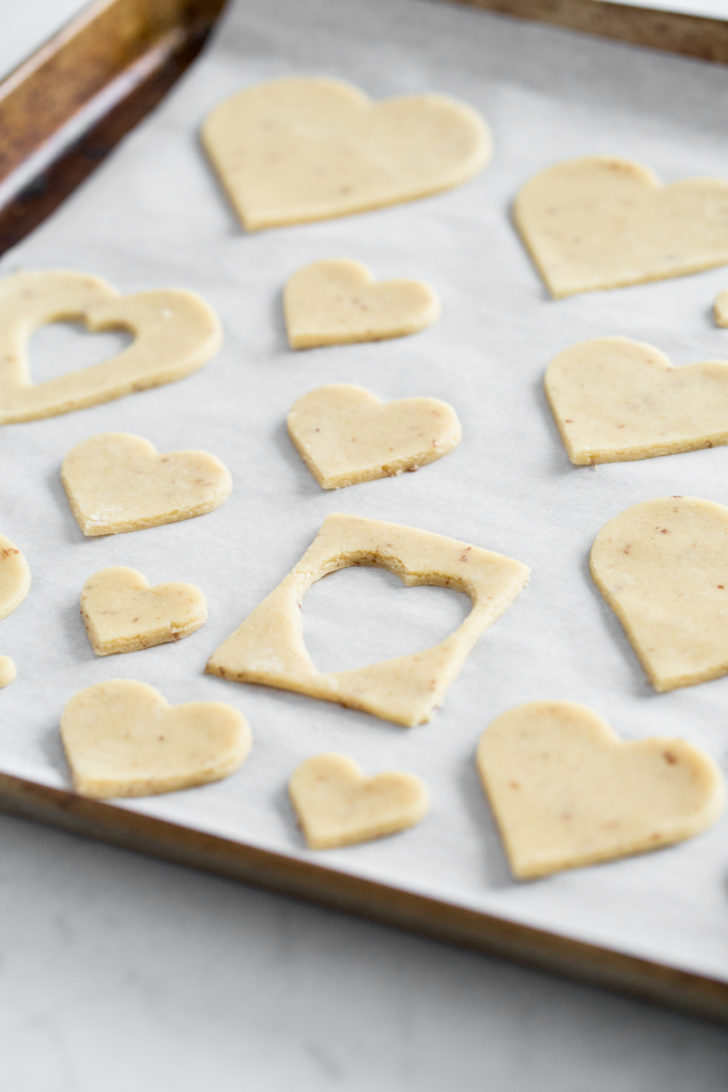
[477,701,724,879]
[289,753,428,849]
[202,76,490,230]
[590,496,728,691]
[287,384,461,489]
[545,337,728,464]
[61,433,232,536]
[0,270,221,424]
[61,679,251,798]
[81,567,207,655]
[514,157,728,298]
[0,535,30,620]
[283,259,440,349]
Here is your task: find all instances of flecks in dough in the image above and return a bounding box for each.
[0,535,30,620]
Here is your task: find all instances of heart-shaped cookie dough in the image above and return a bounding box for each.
[202,76,490,230]
[0,656,16,688]
[283,260,440,349]
[61,679,251,798]
[61,432,232,536]
[545,337,728,464]
[0,270,221,424]
[81,567,207,655]
[590,496,728,691]
[0,536,30,620]
[715,290,728,327]
[477,701,724,879]
[287,384,461,488]
[514,156,728,298]
[289,753,428,849]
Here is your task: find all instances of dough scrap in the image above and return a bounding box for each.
[714,290,728,327]
[0,535,30,620]
[283,259,440,349]
[0,270,221,424]
[61,679,251,799]
[0,656,16,688]
[591,496,728,691]
[289,753,428,849]
[81,567,207,655]
[61,432,232,536]
[206,513,529,726]
[513,156,728,298]
[545,336,728,464]
[287,383,461,489]
[202,76,491,230]
[477,701,725,879]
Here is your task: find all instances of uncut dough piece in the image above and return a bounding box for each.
[61,679,251,799]
[715,290,728,327]
[0,270,221,424]
[287,384,461,488]
[513,156,728,298]
[545,337,728,464]
[289,753,428,849]
[0,656,16,688]
[0,536,30,619]
[202,76,491,230]
[62,432,232,536]
[591,496,728,691]
[207,513,529,726]
[283,260,440,349]
[477,701,725,879]
[81,567,207,655]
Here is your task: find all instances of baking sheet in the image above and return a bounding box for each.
[2,0,728,982]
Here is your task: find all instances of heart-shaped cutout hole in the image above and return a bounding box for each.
[29,321,134,384]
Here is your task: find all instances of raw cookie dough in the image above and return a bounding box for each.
[206,513,529,726]
[61,679,251,799]
[591,496,728,691]
[477,701,725,879]
[81,567,207,655]
[61,432,232,536]
[513,157,728,298]
[289,753,428,849]
[714,290,728,327]
[0,270,221,424]
[0,656,16,688]
[202,76,491,230]
[283,259,440,348]
[0,535,30,619]
[545,336,728,464]
[287,383,461,488]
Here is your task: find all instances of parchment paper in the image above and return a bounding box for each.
[2,0,728,981]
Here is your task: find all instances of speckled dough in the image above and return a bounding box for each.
[715,290,728,327]
[81,567,207,655]
[546,337,728,464]
[289,753,429,849]
[0,656,16,688]
[591,496,728,691]
[477,701,725,879]
[287,384,461,489]
[206,513,529,726]
[0,270,221,424]
[283,259,440,348]
[61,433,232,536]
[202,76,491,230]
[61,679,251,799]
[0,535,30,620]
[514,157,728,298]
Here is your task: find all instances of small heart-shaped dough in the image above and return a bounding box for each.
[514,156,728,298]
[289,753,428,849]
[283,260,440,349]
[61,679,251,798]
[0,656,16,688]
[287,384,461,489]
[0,536,30,620]
[81,567,207,655]
[202,76,490,230]
[61,433,232,536]
[545,337,728,464]
[715,290,728,327]
[477,701,724,879]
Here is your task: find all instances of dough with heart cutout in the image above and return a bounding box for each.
[0,656,16,688]
[287,383,461,489]
[61,432,232,536]
[0,536,30,620]
[283,259,440,349]
[61,679,251,799]
[477,701,725,879]
[81,567,207,655]
[545,336,728,464]
[0,270,221,424]
[202,76,490,230]
[514,156,728,298]
[289,752,428,849]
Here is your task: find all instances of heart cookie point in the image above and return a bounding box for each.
[714,290,728,328]
[0,536,30,620]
